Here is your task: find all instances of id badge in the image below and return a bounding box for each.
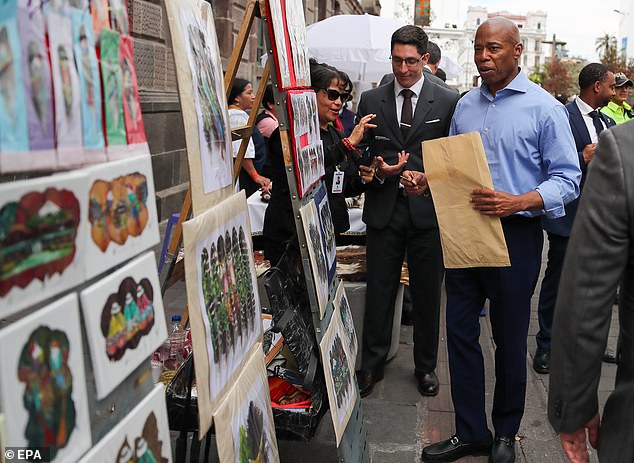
[332,170,344,194]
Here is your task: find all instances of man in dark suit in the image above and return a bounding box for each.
[533,63,616,374]
[355,25,459,398]
[548,119,634,463]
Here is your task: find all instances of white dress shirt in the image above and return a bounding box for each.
[575,96,605,144]
[393,75,425,122]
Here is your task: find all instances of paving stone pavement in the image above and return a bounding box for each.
[360,241,620,463]
[163,236,620,462]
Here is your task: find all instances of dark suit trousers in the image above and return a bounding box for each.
[536,232,569,351]
[362,195,443,374]
[445,217,543,441]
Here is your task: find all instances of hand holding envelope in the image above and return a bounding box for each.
[422,132,511,268]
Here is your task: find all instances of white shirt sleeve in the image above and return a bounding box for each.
[229,109,255,159]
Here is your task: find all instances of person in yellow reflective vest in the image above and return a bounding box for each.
[601,72,633,124]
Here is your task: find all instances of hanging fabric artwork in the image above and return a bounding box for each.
[108,0,129,36]
[90,0,109,37]
[48,10,85,167]
[100,29,127,159]
[0,0,30,173]
[119,35,148,154]
[71,7,106,162]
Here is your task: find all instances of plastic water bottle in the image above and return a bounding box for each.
[165,314,185,371]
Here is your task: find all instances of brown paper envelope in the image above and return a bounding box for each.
[422,132,510,268]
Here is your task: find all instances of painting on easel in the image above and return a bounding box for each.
[165,0,233,215]
[183,191,262,436]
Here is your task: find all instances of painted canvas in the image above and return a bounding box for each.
[0,171,88,318]
[48,10,84,167]
[109,0,129,36]
[299,199,329,319]
[84,155,160,279]
[183,191,262,436]
[287,91,324,197]
[215,352,279,463]
[80,251,168,399]
[90,0,109,37]
[285,0,310,87]
[319,305,357,446]
[78,384,172,463]
[165,0,233,215]
[100,29,127,153]
[265,0,293,89]
[314,184,336,283]
[0,0,29,161]
[119,35,147,148]
[4,0,56,173]
[334,280,357,367]
[72,7,106,160]
[0,293,92,462]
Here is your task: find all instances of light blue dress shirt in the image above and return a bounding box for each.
[449,71,581,219]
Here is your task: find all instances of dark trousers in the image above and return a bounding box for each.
[445,217,543,441]
[536,231,569,351]
[362,196,443,374]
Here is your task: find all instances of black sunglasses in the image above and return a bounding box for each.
[321,88,351,102]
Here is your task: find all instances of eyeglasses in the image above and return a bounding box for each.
[390,55,424,67]
[321,88,351,102]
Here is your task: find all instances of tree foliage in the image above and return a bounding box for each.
[542,57,576,102]
[595,34,634,76]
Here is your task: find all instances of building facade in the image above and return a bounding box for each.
[424,5,548,91]
[617,0,634,61]
[131,0,366,221]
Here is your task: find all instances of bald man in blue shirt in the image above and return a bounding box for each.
[421,18,581,463]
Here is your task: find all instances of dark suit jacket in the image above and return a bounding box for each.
[543,100,615,236]
[356,78,459,229]
[548,120,634,463]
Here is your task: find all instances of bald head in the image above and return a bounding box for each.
[473,17,523,95]
[477,17,521,46]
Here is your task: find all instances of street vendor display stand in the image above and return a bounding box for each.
[159,0,369,461]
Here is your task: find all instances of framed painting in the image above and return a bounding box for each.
[214,352,279,463]
[78,384,172,463]
[80,251,168,399]
[119,35,148,153]
[182,191,262,436]
[334,280,357,368]
[48,10,85,167]
[100,29,127,158]
[165,0,233,215]
[299,199,329,319]
[84,155,160,279]
[71,7,106,161]
[283,0,310,87]
[0,171,89,318]
[0,0,30,169]
[314,184,336,284]
[287,90,324,197]
[319,304,357,446]
[3,0,57,173]
[0,293,92,462]
[264,0,293,89]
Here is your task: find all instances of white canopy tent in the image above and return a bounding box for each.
[306,14,406,84]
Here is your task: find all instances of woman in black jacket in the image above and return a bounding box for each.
[262,60,376,266]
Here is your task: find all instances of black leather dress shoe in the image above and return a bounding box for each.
[415,371,439,397]
[356,370,384,397]
[489,435,515,463]
[421,432,493,462]
[532,348,550,374]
